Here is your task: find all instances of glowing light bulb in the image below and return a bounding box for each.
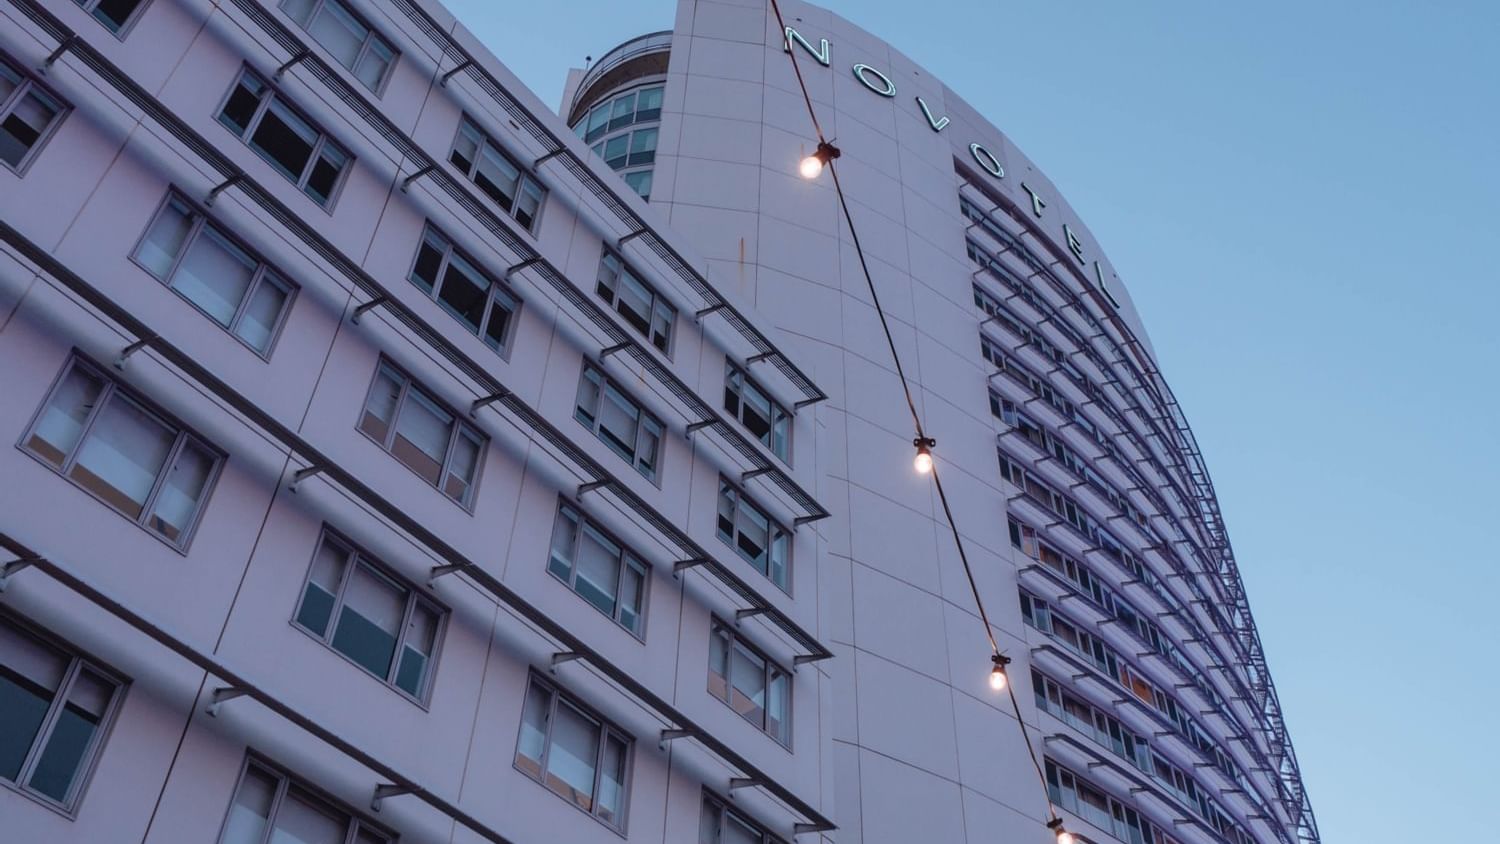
[989,664,1008,691]
[1056,831,1076,844]
[913,437,936,475]
[798,140,841,179]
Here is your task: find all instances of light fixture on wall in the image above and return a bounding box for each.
[913,436,936,474]
[989,652,1012,691]
[799,140,841,178]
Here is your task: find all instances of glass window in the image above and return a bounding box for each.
[514,676,631,830]
[724,361,791,462]
[217,68,351,208]
[23,358,221,547]
[447,116,547,231]
[219,759,390,844]
[547,502,647,637]
[622,169,652,202]
[280,0,399,93]
[715,480,790,592]
[708,622,790,745]
[0,55,67,172]
[133,193,297,355]
[626,127,657,167]
[574,363,663,482]
[0,614,123,811]
[406,225,519,354]
[358,361,487,508]
[72,0,149,34]
[594,251,674,353]
[293,530,445,702]
[700,792,786,844]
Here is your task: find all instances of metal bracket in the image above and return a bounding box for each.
[274,49,311,80]
[672,558,708,577]
[658,728,693,749]
[685,419,715,435]
[371,783,416,812]
[205,174,244,207]
[428,563,465,584]
[439,60,473,87]
[741,467,773,483]
[400,164,436,193]
[727,776,764,792]
[792,514,824,527]
[289,464,326,492]
[350,296,389,324]
[745,351,775,365]
[577,480,608,496]
[616,228,648,248]
[39,35,77,73]
[0,557,39,591]
[792,654,825,667]
[734,607,770,622]
[115,335,157,369]
[793,823,827,835]
[206,686,248,717]
[695,302,727,319]
[505,257,542,279]
[533,148,567,168]
[793,396,823,410]
[470,390,509,417]
[549,651,584,673]
[599,342,630,359]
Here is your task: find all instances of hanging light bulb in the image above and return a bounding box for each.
[1047,818,1074,844]
[912,436,936,474]
[989,652,1011,691]
[799,140,842,179]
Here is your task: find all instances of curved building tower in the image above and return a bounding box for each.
[568,3,1320,844]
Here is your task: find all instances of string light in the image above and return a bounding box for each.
[768,3,1071,843]
[913,436,936,474]
[799,140,841,179]
[989,652,1012,691]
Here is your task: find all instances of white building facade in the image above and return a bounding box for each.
[0,0,1316,843]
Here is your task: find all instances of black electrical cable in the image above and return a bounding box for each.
[766,0,1063,831]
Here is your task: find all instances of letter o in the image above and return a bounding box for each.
[851,63,896,97]
[970,142,1004,178]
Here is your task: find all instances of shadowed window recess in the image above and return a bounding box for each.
[594,250,674,354]
[218,757,391,844]
[23,357,222,548]
[715,478,789,592]
[133,192,296,356]
[723,361,790,463]
[515,675,631,830]
[548,501,647,637]
[279,0,397,94]
[358,360,487,508]
[217,68,352,208]
[448,115,546,231]
[708,621,790,746]
[293,529,445,702]
[0,613,123,812]
[408,223,520,354]
[0,53,67,172]
[573,362,663,483]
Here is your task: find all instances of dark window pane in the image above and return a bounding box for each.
[90,0,144,31]
[27,668,112,802]
[483,291,513,351]
[409,236,445,292]
[219,79,263,136]
[249,100,316,182]
[0,90,62,167]
[330,566,404,678]
[304,144,347,204]
[296,538,348,636]
[394,603,438,698]
[0,621,67,782]
[436,257,487,333]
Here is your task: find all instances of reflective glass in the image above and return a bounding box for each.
[69,396,174,520]
[26,366,104,467]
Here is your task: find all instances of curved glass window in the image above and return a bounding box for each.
[571,84,663,201]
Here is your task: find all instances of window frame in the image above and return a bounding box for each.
[0,609,127,816]
[547,499,650,640]
[707,619,792,748]
[512,672,633,832]
[0,52,70,175]
[699,790,787,844]
[355,358,488,510]
[290,527,448,706]
[215,66,353,210]
[217,753,394,844]
[405,223,522,357]
[594,250,675,355]
[128,190,298,358]
[71,0,151,38]
[18,355,225,551]
[278,0,399,96]
[573,361,665,484]
[715,478,791,593]
[723,360,791,464]
[446,114,547,233]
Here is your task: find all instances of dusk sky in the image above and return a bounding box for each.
[448,2,1499,841]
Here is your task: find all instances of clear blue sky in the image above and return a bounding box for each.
[449,2,1498,841]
